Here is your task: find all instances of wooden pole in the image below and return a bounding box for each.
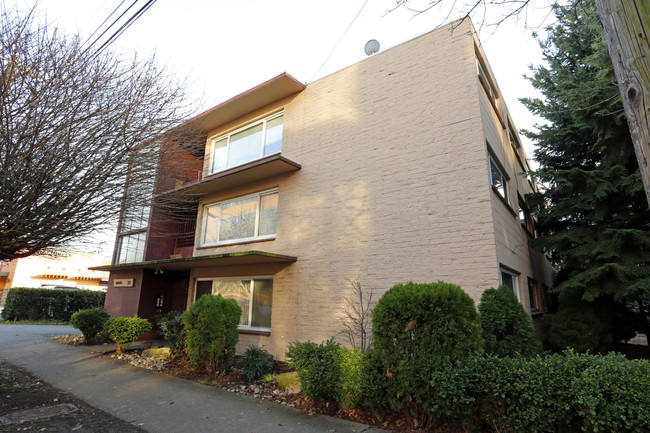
[595,0,650,208]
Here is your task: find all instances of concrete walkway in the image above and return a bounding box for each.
[0,325,386,433]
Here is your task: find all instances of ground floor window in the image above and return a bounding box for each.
[500,267,520,301]
[194,278,272,331]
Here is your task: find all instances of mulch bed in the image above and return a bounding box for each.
[55,334,464,433]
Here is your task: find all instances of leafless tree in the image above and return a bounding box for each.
[0,6,204,261]
[337,278,376,352]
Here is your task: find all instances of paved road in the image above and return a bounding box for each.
[0,325,386,433]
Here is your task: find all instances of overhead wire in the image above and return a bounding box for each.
[82,0,129,49]
[96,0,158,52]
[309,0,370,83]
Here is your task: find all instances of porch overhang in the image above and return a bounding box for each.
[89,251,297,273]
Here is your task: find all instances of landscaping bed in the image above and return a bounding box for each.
[55,334,463,433]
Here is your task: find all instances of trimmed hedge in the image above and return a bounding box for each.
[429,351,650,432]
[103,316,152,354]
[372,281,483,426]
[70,308,110,344]
[2,287,105,321]
[286,339,342,401]
[182,294,240,377]
[479,285,542,357]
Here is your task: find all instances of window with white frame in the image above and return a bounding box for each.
[116,232,146,264]
[500,267,520,301]
[195,278,273,330]
[201,189,278,246]
[489,155,509,203]
[209,112,283,174]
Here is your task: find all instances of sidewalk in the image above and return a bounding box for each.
[0,332,386,433]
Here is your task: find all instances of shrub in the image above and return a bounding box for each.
[156,311,186,357]
[239,345,273,381]
[430,352,650,433]
[103,316,151,354]
[541,303,611,353]
[2,288,105,321]
[340,348,364,408]
[372,281,482,427]
[182,294,240,377]
[479,285,542,357]
[70,308,110,344]
[286,339,342,401]
[359,348,390,420]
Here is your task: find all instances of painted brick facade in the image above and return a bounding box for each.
[101,19,552,358]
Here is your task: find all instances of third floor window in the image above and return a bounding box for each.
[209,112,283,174]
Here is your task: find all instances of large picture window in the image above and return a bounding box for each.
[116,232,146,264]
[195,278,273,331]
[201,189,278,246]
[209,112,283,174]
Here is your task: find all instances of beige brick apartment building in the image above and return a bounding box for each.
[94,19,553,357]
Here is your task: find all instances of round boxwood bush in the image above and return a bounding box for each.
[70,308,110,344]
[103,315,151,354]
[182,294,241,377]
[239,345,273,381]
[478,285,542,357]
[286,339,342,401]
[372,281,482,427]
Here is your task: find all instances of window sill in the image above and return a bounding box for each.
[491,186,517,217]
[197,237,276,250]
[239,329,271,336]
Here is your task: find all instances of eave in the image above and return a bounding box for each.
[89,251,297,273]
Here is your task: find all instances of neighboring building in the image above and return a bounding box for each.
[93,19,553,358]
[0,250,110,308]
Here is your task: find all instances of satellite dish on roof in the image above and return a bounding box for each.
[364,39,380,56]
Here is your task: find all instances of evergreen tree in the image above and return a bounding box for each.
[522,0,650,344]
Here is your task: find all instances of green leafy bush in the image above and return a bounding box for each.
[479,285,542,357]
[430,352,650,433]
[286,339,342,401]
[372,281,482,427]
[103,316,151,354]
[239,345,273,381]
[182,294,240,377]
[359,348,390,420]
[156,311,186,357]
[340,347,364,409]
[2,288,105,321]
[70,308,110,344]
[541,303,611,353]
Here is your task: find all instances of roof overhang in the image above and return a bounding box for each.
[89,251,297,273]
[189,73,305,133]
[163,154,301,197]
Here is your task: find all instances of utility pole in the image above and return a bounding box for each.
[595,0,650,208]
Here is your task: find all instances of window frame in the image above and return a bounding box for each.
[518,195,535,237]
[200,188,279,247]
[115,231,146,264]
[208,112,284,175]
[500,267,521,302]
[489,154,510,204]
[194,276,273,332]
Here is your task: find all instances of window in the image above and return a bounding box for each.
[518,196,535,236]
[527,278,547,313]
[500,267,520,301]
[489,155,509,203]
[477,60,497,102]
[116,232,146,264]
[209,112,283,174]
[201,189,278,246]
[195,278,273,331]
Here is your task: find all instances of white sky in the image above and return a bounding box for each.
[8,0,557,256]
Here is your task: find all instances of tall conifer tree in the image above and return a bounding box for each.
[523,0,650,343]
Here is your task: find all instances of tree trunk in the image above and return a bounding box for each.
[595,0,650,208]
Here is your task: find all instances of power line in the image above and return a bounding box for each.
[85,0,141,52]
[97,0,157,52]
[83,0,129,49]
[309,0,370,83]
